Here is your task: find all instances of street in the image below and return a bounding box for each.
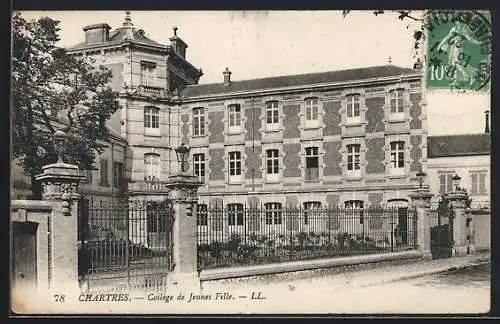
[198,261,490,314]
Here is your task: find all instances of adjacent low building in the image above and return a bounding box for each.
[426,111,491,209]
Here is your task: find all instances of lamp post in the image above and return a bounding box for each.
[452,174,461,192]
[416,166,426,189]
[175,143,190,174]
[52,130,70,164]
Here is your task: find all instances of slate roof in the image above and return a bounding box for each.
[182,65,419,98]
[67,27,165,51]
[427,134,490,158]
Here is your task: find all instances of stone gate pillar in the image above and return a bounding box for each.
[35,160,85,293]
[409,188,433,260]
[446,190,469,257]
[165,173,202,290]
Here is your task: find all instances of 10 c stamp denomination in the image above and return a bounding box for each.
[426,10,491,91]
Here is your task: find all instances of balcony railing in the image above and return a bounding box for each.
[128,179,169,193]
[136,85,166,99]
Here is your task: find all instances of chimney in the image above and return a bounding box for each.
[82,23,111,45]
[485,110,490,133]
[413,58,423,71]
[223,67,232,86]
[169,26,188,59]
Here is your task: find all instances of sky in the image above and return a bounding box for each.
[17,10,490,136]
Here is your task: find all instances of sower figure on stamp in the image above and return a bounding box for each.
[436,21,482,88]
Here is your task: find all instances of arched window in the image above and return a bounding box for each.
[265,202,282,225]
[303,201,321,225]
[345,200,364,224]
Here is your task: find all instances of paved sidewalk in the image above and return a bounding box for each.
[202,252,490,292]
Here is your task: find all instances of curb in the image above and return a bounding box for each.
[353,258,490,289]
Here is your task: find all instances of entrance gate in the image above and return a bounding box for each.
[78,197,174,293]
[429,199,454,259]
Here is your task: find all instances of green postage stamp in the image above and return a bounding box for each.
[426,10,491,91]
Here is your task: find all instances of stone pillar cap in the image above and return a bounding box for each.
[35,162,85,181]
[409,189,434,199]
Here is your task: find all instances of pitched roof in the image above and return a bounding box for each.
[67,27,165,51]
[182,65,419,98]
[427,134,490,158]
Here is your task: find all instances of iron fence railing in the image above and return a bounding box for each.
[78,198,174,292]
[197,206,417,269]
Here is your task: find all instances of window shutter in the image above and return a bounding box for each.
[479,172,487,195]
[471,173,478,195]
[100,159,108,186]
[439,174,446,194]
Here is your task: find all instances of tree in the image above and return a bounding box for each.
[12,12,120,199]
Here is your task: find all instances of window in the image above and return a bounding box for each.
[266,101,279,129]
[144,154,160,181]
[345,200,364,224]
[197,204,208,226]
[346,144,361,177]
[439,173,454,194]
[193,107,205,136]
[305,147,319,181]
[346,94,361,122]
[193,153,206,182]
[304,98,319,127]
[228,104,242,132]
[228,151,243,183]
[390,89,405,117]
[99,159,109,186]
[113,162,124,187]
[144,107,160,136]
[266,149,279,182]
[471,171,487,195]
[141,62,156,86]
[303,201,321,225]
[390,141,405,175]
[265,203,282,225]
[228,203,244,226]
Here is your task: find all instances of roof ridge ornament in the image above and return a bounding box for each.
[123,10,133,27]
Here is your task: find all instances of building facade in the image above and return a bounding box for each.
[427,112,491,209]
[12,13,430,247]
[61,13,427,212]
[182,66,425,212]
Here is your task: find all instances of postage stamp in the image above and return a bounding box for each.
[425,10,492,91]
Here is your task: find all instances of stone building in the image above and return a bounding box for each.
[182,65,425,212]
[65,12,203,205]
[12,13,427,246]
[427,111,491,209]
[62,12,426,211]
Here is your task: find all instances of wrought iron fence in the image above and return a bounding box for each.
[429,201,454,259]
[78,197,174,292]
[197,206,417,269]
